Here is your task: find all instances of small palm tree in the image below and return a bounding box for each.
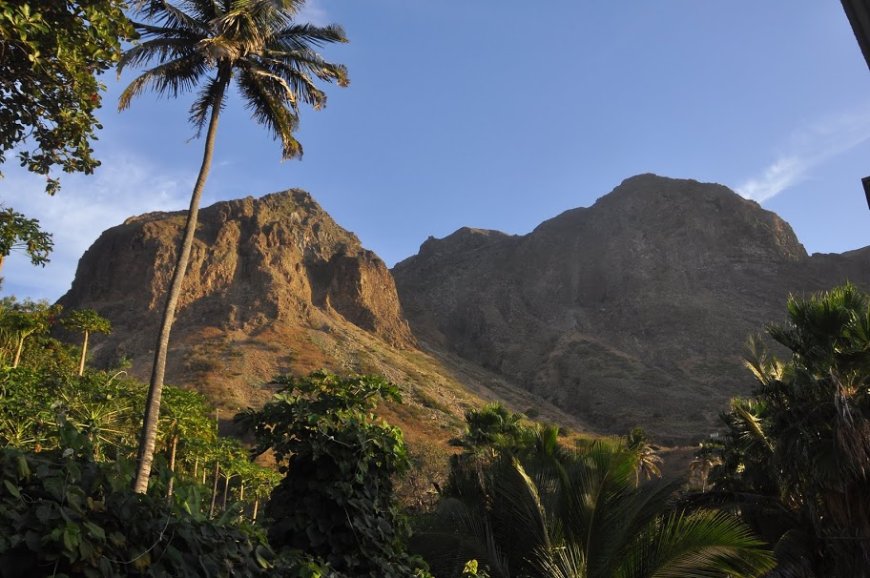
[118,0,348,493]
[626,426,663,486]
[417,442,775,578]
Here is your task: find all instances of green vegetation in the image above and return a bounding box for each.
[0,208,53,274]
[0,298,63,369]
[239,371,431,577]
[0,319,431,576]
[0,0,134,193]
[116,0,349,494]
[6,271,867,578]
[0,304,281,574]
[702,283,870,576]
[62,309,112,376]
[2,3,869,576]
[418,408,774,578]
[0,304,778,577]
[0,435,271,577]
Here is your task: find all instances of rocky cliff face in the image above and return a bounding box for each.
[62,190,413,349]
[393,174,870,442]
[59,190,424,413]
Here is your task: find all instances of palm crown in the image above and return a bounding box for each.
[119,0,348,157]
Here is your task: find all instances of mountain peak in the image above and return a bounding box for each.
[60,190,415,406]
[532,174,807,264]
[393,175,842,441]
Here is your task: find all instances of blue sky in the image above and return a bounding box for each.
[2,0,870,301]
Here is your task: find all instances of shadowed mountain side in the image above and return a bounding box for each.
[58,190,590,448]
[393,174,870,443]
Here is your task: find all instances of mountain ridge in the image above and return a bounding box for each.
[57,174,870,444]
[392,174,870,442]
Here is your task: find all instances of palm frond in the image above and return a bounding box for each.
[533,540,588,578]
[137,0,212,37]
[118,37,199,72]
[617,510,776,578]
[273,22,349,49]
[591,479,681,575]
[493,458,551,553]
[179,0,224,23]
[262,46,349,86]
[188,74,230,135]
[730,399,774,453]
[235,64,301,158]
[118,54,209,109]
[251,53,331,109]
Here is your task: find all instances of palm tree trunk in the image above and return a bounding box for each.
[166,433,179,499]
[222,473,231,511]
[12,335,24,368]
[132,80,227,494]
[78,330,90,376]
[209,461,220,518]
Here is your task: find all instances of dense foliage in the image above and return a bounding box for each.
[62,309,112,376]
[0,433,271,577]
[418,411,774,578]
[0,299,280,518]
[705,284,870,576]
[0,299,285,576]
[0,0,134,193]
[239,371,431,578]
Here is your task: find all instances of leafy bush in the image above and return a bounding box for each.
[0,426,271,577]
[238,370,432,578]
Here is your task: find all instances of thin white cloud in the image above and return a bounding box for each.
[736,107,870,203]
[0,153,194,301]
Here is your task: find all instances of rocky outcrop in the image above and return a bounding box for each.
[393,174,870,442]
[58,190,421,408]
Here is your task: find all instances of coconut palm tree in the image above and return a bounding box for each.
[117,0,348,493]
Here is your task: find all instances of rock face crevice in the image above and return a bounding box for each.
[393,174,870,441]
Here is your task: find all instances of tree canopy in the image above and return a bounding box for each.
[0,208,53,274]
[707,284,870,576]
[0,0,135,193]
[238,371,430,578]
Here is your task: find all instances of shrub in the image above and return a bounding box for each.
[0,426,271,577]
